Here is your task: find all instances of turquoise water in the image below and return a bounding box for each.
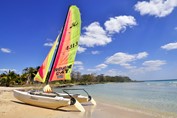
[55,81,177,116]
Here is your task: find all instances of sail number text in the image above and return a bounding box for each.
[66,41,78,50]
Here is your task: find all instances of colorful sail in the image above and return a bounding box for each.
[49,6,81,82]
[34,35,59,83]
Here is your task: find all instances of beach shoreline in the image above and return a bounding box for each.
[0,86,162,118]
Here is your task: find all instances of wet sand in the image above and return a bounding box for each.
[0,87,159,118]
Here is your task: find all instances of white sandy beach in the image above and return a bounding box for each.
[0,87,161,118]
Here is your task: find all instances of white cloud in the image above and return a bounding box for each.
[106,52,135,65]
[78,46,87,53]
[106,69,127,76]
[143,60,166,67]
[106,69,118,76]
[135,0,177,17]
[44,42,53,47]
[96,64,108,69]
[104,16,137,34]
[73,65,84,71]
[161,42,177,50]
[79,15,137,50]
[80,22,112,47]
[0,48,11,53]
[130,60,166,74]
[87,63,107,72]
[105,52,148,65]
[91,51,100,55]
[105,52,148,69]
[0,68,16,72]
[136,52,149,59]
[74,61,83,65]
[73,61,84,71]
[120,63,136,69]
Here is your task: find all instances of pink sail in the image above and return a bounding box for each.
[49,6,81,82]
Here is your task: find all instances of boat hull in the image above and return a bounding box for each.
[13,90,85,112]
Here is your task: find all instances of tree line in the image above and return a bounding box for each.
[0,67,132,87]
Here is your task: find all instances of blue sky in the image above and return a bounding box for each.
[0,0,177,80]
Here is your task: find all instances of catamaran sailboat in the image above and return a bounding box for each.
[13,5,96,112]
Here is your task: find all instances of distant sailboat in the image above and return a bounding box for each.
[13,5,95,112]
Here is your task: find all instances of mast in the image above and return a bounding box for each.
[46,6,71,85]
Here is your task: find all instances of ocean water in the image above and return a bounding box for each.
[55,80,177,116]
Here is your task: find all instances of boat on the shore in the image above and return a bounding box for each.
[13,89,85,112]
[13,5,96,112]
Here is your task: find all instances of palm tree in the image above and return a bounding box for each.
[22,67,38,84]
[0,70,18,87]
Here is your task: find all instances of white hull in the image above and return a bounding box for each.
[13,90,85,112]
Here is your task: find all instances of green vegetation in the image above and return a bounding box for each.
[0,67,132,87]
[70,72,132,85]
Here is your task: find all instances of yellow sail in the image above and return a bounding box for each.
[49,6,81,82]
[34,35,59,83]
